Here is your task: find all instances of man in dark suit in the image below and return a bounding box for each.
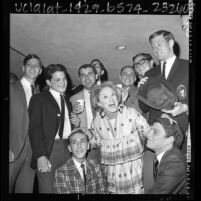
[54,128,106,194]
[28,64,79,193]
[9,54,42,193]
[146,115,187,194]
[136,30,189,147]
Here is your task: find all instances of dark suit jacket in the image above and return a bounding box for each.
[139,58,189,133]
[54,158,107,194]
[10,81,29,160]
[147,147,187,194]
[28,90,72,169]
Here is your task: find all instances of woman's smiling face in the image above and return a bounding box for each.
[98,86,118,113]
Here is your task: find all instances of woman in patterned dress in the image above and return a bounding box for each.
[88,81,150,194]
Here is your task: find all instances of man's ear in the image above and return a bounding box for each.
[46,79,51,87]
[150,60,154,68]
[68,145,72,153]
[38,68,42,75]
[167,136,174,145]
[101,70,104,75]
[169,39,174,49]
[87,143,90,150]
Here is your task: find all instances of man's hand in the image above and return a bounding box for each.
[70,112,80,128]
[37,156,51,172]
[162,102,188,116]
[137,77,149,88]
[9,150,14,163]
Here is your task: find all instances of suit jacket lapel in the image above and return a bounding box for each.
[16,81,27,107]
[46,90,61,111]
[167,57,179,81]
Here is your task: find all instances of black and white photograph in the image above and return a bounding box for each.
[2,0,195,200]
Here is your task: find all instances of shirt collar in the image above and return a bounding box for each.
[156,151,165,163]
[21,77,32,87]
[72,157,86,168]
[161,54,176,66]
[49,88,63,98]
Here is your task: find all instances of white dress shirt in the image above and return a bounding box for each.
[49,89,71,139]
[21,77,33,107]
[156,151,165,164]
[83,89,93,129]
[161,55,176,79]
[72,157,86,180]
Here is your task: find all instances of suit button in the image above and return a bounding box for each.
[57,114,61,117]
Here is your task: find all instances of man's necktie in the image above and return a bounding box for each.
[58,94,65,139]
[81,163,86,189]
[30,84,35,95]
[153,157,159,180]
[162,61,167,78]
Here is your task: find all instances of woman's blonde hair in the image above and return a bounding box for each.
[90,81,122,113]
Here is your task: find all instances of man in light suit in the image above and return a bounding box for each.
[146,116,187,194]
[9,54,42,193]
[28,64,79,193]
[70,64,101,164]
[54,128,107,194]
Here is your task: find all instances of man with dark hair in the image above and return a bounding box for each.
[146,116,187,194]
[133,53,155,79]
[139,30,189,146]
[9,54,42,193]
[53,128,106,194]
[28,64,79,193]
[70,64,101,164]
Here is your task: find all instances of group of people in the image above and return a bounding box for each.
[9,15,190,195]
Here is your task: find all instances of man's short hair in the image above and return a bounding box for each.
[132,53,153,64]
[120,65,135,75]
[153,117,184,148]
[149,30,175,43]
[23,54,42,67]
[67,128,89,145]
[45,64,68,81]
[78,64,97,77]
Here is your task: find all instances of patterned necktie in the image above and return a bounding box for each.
[153,157,159,180]
[58,94,65,139]
[81,163,86,189]
[162,61,167,78]
[30,84,35,95]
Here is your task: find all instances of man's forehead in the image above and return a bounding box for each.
[80,67,94,74]
[70,132,87,140]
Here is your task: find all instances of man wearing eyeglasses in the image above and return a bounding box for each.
[133,53,155,79]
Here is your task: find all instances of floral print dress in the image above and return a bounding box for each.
[90,106,150,194]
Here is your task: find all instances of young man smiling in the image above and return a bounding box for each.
[53,128,106,194]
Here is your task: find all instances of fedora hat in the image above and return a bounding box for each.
[136,75,178,110]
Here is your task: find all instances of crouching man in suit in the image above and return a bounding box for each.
[146,115,187,194]
[53,128,107,194]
